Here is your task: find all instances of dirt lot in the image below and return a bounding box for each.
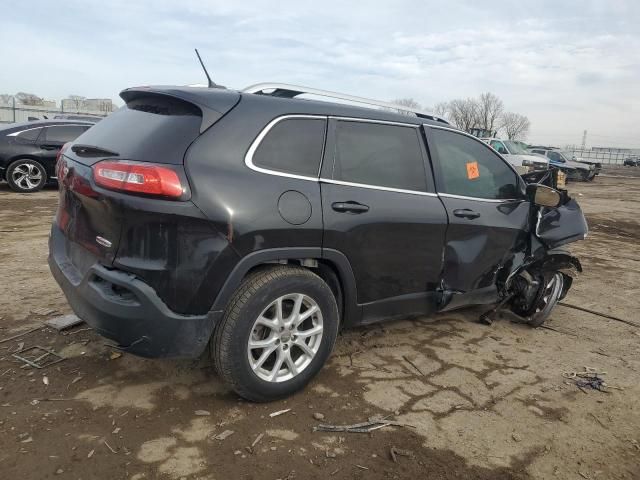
[0,175,639,480]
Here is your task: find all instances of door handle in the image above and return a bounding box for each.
[331,201,369,214]
[40,145,58,151]
[453,208,481,219]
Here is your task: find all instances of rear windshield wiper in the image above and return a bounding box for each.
[71,144,120,157]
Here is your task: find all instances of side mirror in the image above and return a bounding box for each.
[527,184,561,208]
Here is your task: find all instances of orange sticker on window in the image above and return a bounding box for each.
[466,161,480,180]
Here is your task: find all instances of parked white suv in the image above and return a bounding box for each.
[481,138,549,173]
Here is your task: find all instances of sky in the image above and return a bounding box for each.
[2,0,639,148]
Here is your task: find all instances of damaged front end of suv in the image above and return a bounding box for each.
[487,171,588,326]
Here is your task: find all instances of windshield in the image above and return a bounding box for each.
[503,141,527,155]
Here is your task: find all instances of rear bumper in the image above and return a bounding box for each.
[48,225,217,358]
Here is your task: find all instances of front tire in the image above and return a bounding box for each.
[212,265,339,402]
[7,159,47,193]
[513,272,564,327]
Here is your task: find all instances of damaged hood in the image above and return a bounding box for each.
[536,198,589,248]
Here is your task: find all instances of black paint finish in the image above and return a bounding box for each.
[48,85,588,358]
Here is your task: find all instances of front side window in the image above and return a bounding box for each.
[332,121,427,192]
[43,125,89,143]
[252,117,326,177]
[547,151,565,163]
[503,141,527,154]
[490,140,508,155]
[430,128,519,200]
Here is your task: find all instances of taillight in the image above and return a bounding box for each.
[56,142,70,179]
[93,160,185,199]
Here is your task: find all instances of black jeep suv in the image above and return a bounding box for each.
[49,84,585,401]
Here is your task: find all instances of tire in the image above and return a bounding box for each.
[212,265,339,402]
[6,159,47,193]
[513,272,564,327]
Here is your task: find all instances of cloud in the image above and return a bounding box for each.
[2,0,639,147]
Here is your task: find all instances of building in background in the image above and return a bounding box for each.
[61,97,114,113]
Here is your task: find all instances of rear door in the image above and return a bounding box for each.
[425,126,530,309]
[321,118,447,323]
[37,125,90,175]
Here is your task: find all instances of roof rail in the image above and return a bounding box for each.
[242,83,449,124]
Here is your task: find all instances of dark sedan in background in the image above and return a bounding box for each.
[0,120,95,192]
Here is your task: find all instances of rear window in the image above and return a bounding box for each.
[252,117,326,177]
[43,125,89,143]
[71,94,202,164]
[15,127,43,142]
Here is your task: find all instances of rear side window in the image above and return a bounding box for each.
[252,118,326,177]
[332,121,427,192]
[430,128,518,200]
[43,125,89,143]
[15,128,43,142]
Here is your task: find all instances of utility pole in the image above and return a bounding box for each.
[581,130,587,150]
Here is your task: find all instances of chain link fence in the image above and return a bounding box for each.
[0,101,109,124]
[563,147,639,166]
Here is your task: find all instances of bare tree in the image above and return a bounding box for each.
[390,97,422,115]
[0,94,14,105]
[476,92,503,133]
[433,101,449,119]
[500,112,530,140]
[67,95,87,111]
[447,98,479,132]
[15,92,44,106]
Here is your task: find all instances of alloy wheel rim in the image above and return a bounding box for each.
[533,273,564,317]
[247,293,323,383]
[12,163,42,190]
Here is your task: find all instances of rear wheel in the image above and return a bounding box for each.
[212,265,339,402]
[7,159,47,193]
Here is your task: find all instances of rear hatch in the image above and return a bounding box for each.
[55,87,240,270]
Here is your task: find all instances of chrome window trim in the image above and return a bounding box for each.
[329,116,420,129]
[319,178,437,197]
[244,114,328,182]
[439,193,522,203]
[7,124,90,137]
[7,126,43,137]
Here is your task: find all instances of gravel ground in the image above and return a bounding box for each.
[0,176,638,479]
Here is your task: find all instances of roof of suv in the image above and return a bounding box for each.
[120,85,451,131]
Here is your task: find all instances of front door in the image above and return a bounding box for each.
[321,118,448,323]
[425,126,530,310]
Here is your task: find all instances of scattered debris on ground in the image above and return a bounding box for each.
[12,345,65,369]
[45,314,83,331]
[0,326,42,344]
[314,416,415,434]
[389,446,414,463]
[213,430,235,441]
[269,408,291,417]
[562,367,622,393]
